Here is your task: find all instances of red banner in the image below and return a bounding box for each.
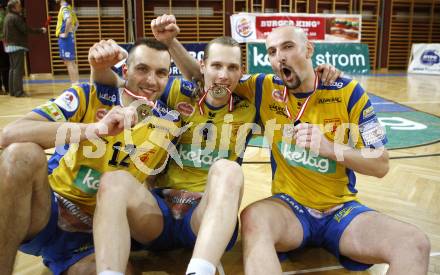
[256,16,326,40]
[231,13,362,43]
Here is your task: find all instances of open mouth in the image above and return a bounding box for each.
[281,65,298,84]
[282,66,292,79]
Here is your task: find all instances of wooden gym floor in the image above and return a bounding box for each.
[1,72,439,274]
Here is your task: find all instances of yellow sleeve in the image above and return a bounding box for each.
[347,81,388,149]
[235,74,261,103]
[32,84,90,123]
[161,77,194,109]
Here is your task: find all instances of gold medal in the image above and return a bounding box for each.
[209,85,229,99]
[136,103,153,121]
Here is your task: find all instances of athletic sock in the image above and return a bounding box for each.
[185,258,216,275]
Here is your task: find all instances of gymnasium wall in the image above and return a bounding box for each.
[24,0,440,74]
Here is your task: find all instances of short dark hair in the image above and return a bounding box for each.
[126,37,170,66]
[203,36,242,65]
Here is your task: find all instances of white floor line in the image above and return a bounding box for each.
[281,253,440,275]
[399,101,440,104]
[373,101,440,105]
[0,115,25,118]
[282,265,343,274]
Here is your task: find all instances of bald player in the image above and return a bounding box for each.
[237,26,430,275]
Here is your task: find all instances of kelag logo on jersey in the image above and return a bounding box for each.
[278,142,336,173]
[74,166,102,194]
[179,144,229,170]
[420,50,440,66]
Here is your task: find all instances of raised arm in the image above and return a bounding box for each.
[151,14,202,81]
[89,39,127,87]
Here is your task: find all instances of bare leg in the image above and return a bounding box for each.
[94,171,163,273]
[0,143,51,275]
[65,60,79,84]
[63,252,141,275]
[240,198,304,275]
[188,159,244,266]
[339,211,430,275]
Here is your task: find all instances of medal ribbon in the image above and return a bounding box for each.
[283,72,319,124]
[197,85,233,115]
[123,88,156,107]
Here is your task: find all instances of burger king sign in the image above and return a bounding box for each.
[231,14,256,43]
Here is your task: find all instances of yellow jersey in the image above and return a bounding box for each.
[55,3,78,37]
[235,74,387,210]
[33,83,181,214]
[156,77,256,192]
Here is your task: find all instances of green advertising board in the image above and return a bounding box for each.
[247,43,370,74]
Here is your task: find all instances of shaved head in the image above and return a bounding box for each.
[267,26,308,49]
[265,25,315,91]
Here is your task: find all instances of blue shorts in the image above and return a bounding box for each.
[274,193,374,271]
[19,192,94,275]
[58,33,75,60]
[145,188,239,251]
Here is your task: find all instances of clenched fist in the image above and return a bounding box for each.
[151,14,180,46]
[89,39,128,71]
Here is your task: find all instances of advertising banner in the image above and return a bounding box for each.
[171,43,207,76]
[408,44,440,75]
[247,42,370,74]
[231,13,361,43]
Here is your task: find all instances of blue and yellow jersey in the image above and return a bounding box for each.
[235,74,387,210]
[33,83,181,214]
[156,77,256,192]
[56,3,78,37]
